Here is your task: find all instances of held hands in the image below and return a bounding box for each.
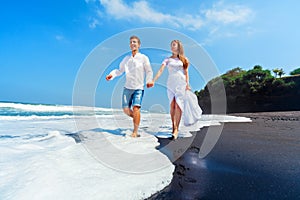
[106,74,113,81]
[146,81,154,88]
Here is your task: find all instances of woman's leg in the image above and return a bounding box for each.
[170,98,176,133]
[173,101,182,139]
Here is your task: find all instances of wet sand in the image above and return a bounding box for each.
[148,111,300,200]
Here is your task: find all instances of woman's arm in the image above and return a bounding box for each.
[146,63,166,88]
[153,63,166,82]
[184,58,190,90]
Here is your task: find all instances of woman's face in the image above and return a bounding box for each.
[171,41,179,55]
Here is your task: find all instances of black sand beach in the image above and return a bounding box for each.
[148,111,300,200]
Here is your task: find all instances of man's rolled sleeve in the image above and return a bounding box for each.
[144,56,153,83]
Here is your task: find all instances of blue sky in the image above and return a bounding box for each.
[1,0,300,109]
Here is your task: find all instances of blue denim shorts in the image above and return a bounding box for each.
[122,88,144,108]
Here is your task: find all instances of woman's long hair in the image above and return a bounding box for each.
[172,40,189,69]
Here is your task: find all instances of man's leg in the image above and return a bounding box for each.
[131,106,141,137]
[130,89,144,137]
[123,107,133,118]
[122,88,134,118]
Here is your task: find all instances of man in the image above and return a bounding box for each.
[106,36,153,137]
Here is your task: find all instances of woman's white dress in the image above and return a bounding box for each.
[163,57,202,126]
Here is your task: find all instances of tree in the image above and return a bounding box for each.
[273,68,285,78]
[272,68,280,78]
[290,68,300,75]
[278,68,285,78]
[242,66,273,94]
[225,67,245,77]
[197,65,292,98]
[196,65,298,113]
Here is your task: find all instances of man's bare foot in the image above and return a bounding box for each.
[130,132,140,138]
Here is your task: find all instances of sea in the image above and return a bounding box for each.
[0,101,251,200]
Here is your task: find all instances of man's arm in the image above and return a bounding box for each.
[144,56,153,87]
[106,57,126,81]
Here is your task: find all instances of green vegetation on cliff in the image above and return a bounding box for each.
[196,65,300,113]
[290,68,300,75]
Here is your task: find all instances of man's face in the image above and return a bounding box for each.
[130,38,140,51]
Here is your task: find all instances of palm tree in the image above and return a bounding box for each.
[278,68,285,78]
[272,68,280,78]
[273,68,285,78]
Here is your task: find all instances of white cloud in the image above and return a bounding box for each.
[89,17,100,29]
[99,0,129,18]
[89,0,253,32]
[98,0,204,30]
[204,1,254,25]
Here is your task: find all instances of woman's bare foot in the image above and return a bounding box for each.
[172,129,178,140]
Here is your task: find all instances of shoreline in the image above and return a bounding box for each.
[148,111,300,199]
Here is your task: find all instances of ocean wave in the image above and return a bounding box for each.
[0,102,126,119]
[0,102,122,113]
[0,114,119,121]
[0,115,76,121]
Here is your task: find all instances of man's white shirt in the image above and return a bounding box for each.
[109,52,153,90]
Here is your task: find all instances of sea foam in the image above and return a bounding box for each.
[0,102,250,199]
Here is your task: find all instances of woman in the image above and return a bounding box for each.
[150,40,191,139]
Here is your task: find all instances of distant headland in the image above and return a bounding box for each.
[196,66,300,114]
